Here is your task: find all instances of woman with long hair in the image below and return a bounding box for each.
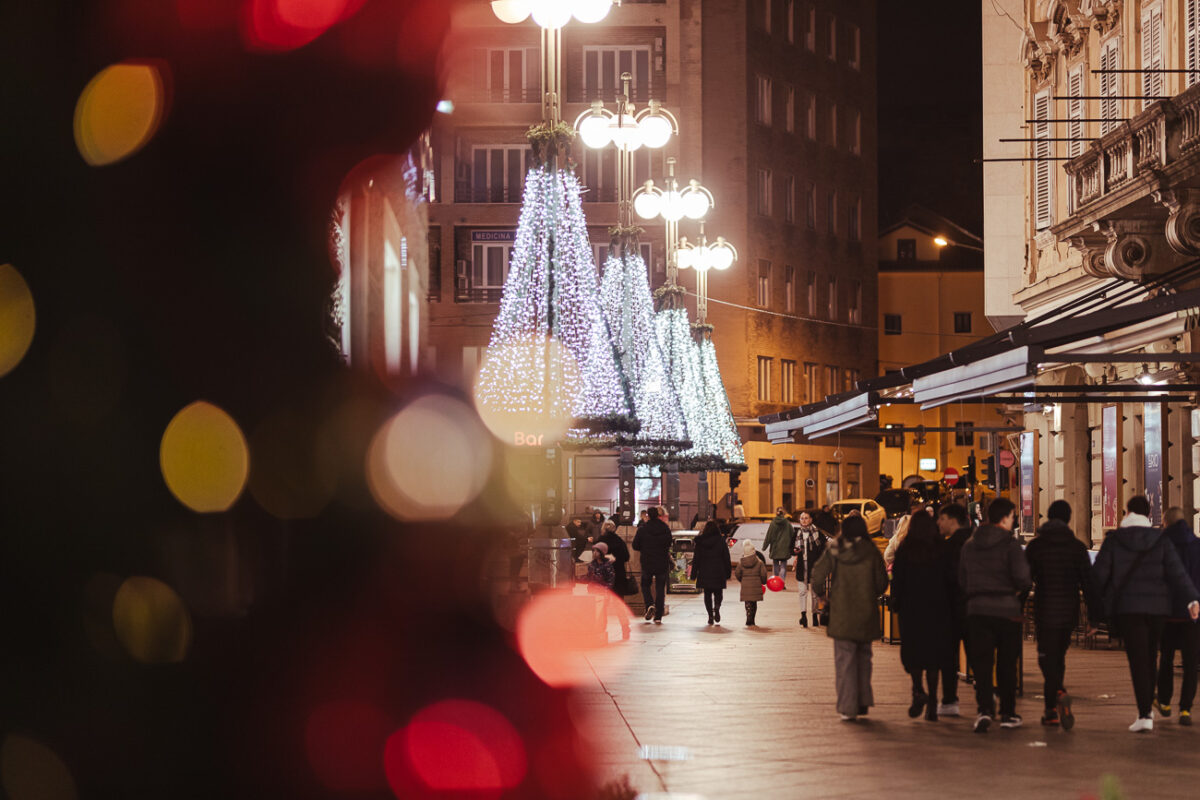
[691,520,733,625]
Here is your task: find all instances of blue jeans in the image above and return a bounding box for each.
[772,560,788,582]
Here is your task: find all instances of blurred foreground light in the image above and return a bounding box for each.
[305,701,393,792]
[491,0,531,24]
[160,401,250,513]
[0,265,35,379]
[473,337,575,447]
[367,395,492,520]
[242,0,351,51]
[1,735,77,800]
[384,700,525,798]
[515,590,631,687]
[112,576,193,664]
[74,62,169,167]
[436,99,455,114]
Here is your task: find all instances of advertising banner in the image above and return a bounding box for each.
[1144,403,1164,526]
[1102,405,1121,529]
[1019,431,1036,534]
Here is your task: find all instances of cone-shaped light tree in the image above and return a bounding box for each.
[694,330,745,468]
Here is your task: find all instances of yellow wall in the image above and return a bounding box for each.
[879,224,944,262]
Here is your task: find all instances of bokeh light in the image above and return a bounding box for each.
[305,701,394,792]
[383,700,525,798]
[0,735,77,800]
[473,337,576,447]
[241,0,357,51]
[160,401,250,513]
[249,408,337,519]
[515,589,631,687]
[0,264,35,379]
[111,576,193,664]
[366,395,492,520]
[73,63,169,167]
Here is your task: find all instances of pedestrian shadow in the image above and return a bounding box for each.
[698,625,733,634]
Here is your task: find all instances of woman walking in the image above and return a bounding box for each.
[691,520,733,625]
[890,511,953,721]
[793,510,827,628]
[735,540,769,626]
[811,516,889,721]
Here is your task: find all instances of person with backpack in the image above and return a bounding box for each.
[1155,506,1200,724]
[691,520,732,625]
[1024,500,1102,730]
[1094,496,1200,732]
[762,507,795,586]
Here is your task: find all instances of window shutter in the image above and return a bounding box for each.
[525,48,540,103]
[1101,40,1121,134]
[1034,90,1052,230]
[1189,0,1200,87]
[1141,8,1163,107]
[1067,67,1083,158]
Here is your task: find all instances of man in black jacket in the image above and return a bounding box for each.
[632,506,673,622]
[935,502,972,716]
[1025,500,1101,730]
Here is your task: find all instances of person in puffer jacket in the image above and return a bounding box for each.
[958,498,1031,733]
[1155,507,1200,724]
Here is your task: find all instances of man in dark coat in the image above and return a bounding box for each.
[1156,507,1200,724]
[1024,500,1101,729]
[690,521,732,624]
[1094,496,1200,732]
[566,515,588,562]
[934,502,972,716]
[632,506,673,622]
[958,498,1031,733]
[585,510,606,544]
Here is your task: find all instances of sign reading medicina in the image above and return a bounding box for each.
[1144,403,1164,527]
[1102,405,1121,529]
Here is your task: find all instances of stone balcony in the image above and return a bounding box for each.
[1054,82,1200,281]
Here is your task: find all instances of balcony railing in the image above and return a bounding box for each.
[457,87,540,105]
[454,183,524,204]
[454,284,504,303]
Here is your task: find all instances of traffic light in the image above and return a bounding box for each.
[965,452,977,487]
[982,455,995,490]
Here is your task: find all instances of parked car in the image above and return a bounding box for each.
[829,499,886,535]
[875,488,920,518]
[721,521,799,567]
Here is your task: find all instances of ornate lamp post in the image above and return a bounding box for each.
[676,223,737,325]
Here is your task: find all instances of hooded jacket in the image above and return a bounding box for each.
[810,536,889,643]
[1024,519,1101,628]
[1163,520,1200,619]
[598,528,630,586]
[958,524,1032,619]
[734,550,769,601]
[691,527,733,589]
[762,514,795,560]
[1093,522,1199,618]
[632,517,673,573]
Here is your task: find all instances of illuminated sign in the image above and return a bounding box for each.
[919,457,937,471]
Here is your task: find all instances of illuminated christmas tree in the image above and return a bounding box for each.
[695,332,745,467]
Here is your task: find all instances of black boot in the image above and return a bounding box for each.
[714,606,721,623]
[707,612,714,625]
[799,611,808,628]
[908,690,928,719]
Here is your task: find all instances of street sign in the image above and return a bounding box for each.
[998,449,1016,469]
[943,467,960,486]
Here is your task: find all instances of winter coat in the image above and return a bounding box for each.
[734,554,769,601]
[762,515,795,560]
[566,522,588,560]
[1024,519,1101,628]
[891,544,954,672]
[598,529,630,587]
[632,518,673,573]
[943,527,972,623]
[958,524,1031,619]
[1164,520,1200,619]
[1094,524,1199,618]
[792,524,827,583]
[691,529,732,589]
[810,537,889,643]
[585,555,616,592]
[585,515,606,543]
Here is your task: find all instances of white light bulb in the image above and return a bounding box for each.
[676,248,693,269]
[659,189,684,221]
[530,0,571,28]
[572,0,612,24]
[681,189,710,220]
[693,244,711,272]
[712,244,735,270]
[491,0,532,24]
[638,114,673,149]
[578,113,611,149]
[634,191,662,220]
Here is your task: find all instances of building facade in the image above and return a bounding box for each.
[429,0,879,517]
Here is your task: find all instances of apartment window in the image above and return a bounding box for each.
[1100,37,1122,134]
[757,259,771,306]
[884,426,903,448]
[757,356,773,402]
[884,313,902,335]
[827,15,837,60]
[897,238,916,260]
[848,197,861,241]
[582,147,656,204]
[784,265,795,312]
[824,365,839,396]
[1067,65,1084,159]
[1141,4,1164,108]
[756,74,773,125]
[758,459,774,513]
[781,359,796,403]
[803,362,817,403]
[1189,0,1200,87]
[829,102,838,147]
[784,86,795,133]
[954,421,975,448]
[825,462,840,503]
[785,0,795,44]
[806,93,817,139]
[827,276,838,320]
[782,460,796,511]
[805,272,816,314]
[851,110,861,155]
[805,182,816,228]
[758,168,773,215]
[845,463,861,498]
[470,242,512,298]
[784,175,796,224]
[483,47,539,103]
[583,46,652,102]
[845,369,861,393]
[805,7,816,50]
[1033,88,1052,230]
[467,146,530,203]
[826,189,837,235]
[849,279,862,324]
[849,24,860,69]
[954,311,972,333]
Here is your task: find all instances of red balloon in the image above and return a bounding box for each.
[766,576,785,592]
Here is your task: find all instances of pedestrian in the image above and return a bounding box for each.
[810,516,889,721]
[762,507,795,585]
[566,515,587,562]
[584,542,631,641]
[691,520,732,625]
[1094,496,1200,732]
[813,506,838,539]
[598,519,631,600]
[586,509,606,545]
[1155,506,1200,725]
[958,497,1031,733]
[632,505,673,623]
[935,502,972,716]
[890,511,953,722]
[636,508,649,533]
[793,510,827,628]
[882,513,912,567]
[1024,500,1101,730]
[735,540,769,626]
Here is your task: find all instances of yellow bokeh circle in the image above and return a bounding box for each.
[111,576,192,665]
[0,735,77,800]
[0,265,35,379]
[74,62,168,167]
[160,401,249,513]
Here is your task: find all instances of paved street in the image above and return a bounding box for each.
[575,582,1199,800]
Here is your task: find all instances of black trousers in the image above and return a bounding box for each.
[910,667,939,701]
[940,619,967,704]
[967,615,1022,718]
[1117,614,1166,718]
[1157,620,1200,712]
[1036,625,1073,710]
[702,588,724,615]
[641,571,667,619]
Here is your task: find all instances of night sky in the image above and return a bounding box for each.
[877,2,984,235]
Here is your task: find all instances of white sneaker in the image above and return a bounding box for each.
[839,713,857,722]
[1129,716,1154,733]
[937,702,960,717]
[973,714,991,733]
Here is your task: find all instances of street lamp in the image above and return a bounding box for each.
[491,0,614,27]
[632,159,715,291]
[677,223,737,325]
[934,235,984,253]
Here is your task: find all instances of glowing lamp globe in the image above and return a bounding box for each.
[608,117,643,151]
[572,0,613,24]
[659,189,685,221]
[492,0,532,24]
[681,189,711,220]
[638,114,673,149]
[578,113,612,149]
[530,0,571,28]
[692,244,712,272]
[712,241,735,270]
[634,190,662,220]
[676,248,694,270]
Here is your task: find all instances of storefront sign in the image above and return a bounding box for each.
[471,230,516,243]
[1144,403,1164,526]
[1102,405,1121,529]
[1019,431,1036,534]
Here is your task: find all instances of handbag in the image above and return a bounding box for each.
[622,575,640,596]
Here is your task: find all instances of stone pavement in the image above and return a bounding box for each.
[575,581,1200,800]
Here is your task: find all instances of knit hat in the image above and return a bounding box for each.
[592,542,609,555]
[742,540,756,556]
[841,516,868,542]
